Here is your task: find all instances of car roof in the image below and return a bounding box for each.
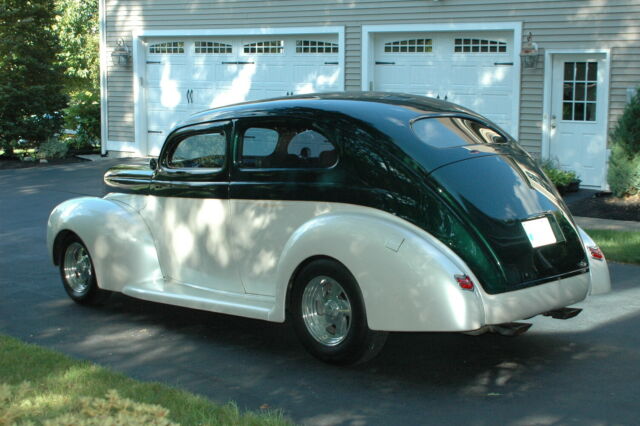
[179,91,481,129]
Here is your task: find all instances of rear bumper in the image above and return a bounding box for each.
[479,272,590,325]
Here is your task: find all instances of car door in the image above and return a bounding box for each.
[140,120,243,294]
[228,117,341,296]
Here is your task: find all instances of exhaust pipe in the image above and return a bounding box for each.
[465,322,532,336]
[543,307,582,320]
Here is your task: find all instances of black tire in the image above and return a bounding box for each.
[58,234,110,305]
[291,259,388,365]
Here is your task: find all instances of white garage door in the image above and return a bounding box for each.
[145,35,342,155]
[373,31,516,135]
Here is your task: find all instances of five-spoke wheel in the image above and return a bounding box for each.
[59,235,109,305]
[291,259,387,365]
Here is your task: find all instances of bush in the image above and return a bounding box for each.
[608,87,640,196]
[610,88,640,155]
[607,144,640,197]
[38,137,69,159]
[1,385,178,425]
[64,90,100,151]
[540,159,579,187]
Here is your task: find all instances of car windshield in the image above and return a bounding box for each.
[412,116,507,148]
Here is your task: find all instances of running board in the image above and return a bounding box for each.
[543,307,582,320]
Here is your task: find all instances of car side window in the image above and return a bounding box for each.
[239,125,337,169]
[169,132,226,169]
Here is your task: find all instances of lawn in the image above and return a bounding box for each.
[585,229,640,265]
[0,334,291,425]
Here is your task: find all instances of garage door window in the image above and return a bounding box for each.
[195,41,232,54]
[240,126,337,169]
[296,40,338,54]
[454,38,506,53]
[243,40,283,54]
[384,39,432,53]
[149,41,184,54]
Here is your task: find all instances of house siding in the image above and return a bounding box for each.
[104,0,640,158]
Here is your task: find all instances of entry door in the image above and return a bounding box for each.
[549,54,608,188]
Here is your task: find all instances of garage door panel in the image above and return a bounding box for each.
[293,65,341,93]
[143,34,342,155]
[145,60,187,84]
[373,30,516,136]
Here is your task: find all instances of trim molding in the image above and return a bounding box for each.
[98,0,108,156]
[361,22,522,139]
[132,26,345,156]
[541,49,611,190]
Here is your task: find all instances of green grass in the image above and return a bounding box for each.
[0,334,291,425]
[585,229,640,265]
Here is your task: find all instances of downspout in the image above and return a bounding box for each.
[99,0,108,156]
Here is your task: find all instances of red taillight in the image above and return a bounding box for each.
[455,274,475,291]
[589,246,604,260]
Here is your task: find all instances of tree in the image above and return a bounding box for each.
[0,0,67,157]
[55,0,100,150]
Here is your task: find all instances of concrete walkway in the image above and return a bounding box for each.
[575,216,640,231]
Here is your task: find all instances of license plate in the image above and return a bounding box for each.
[522,217,557,248]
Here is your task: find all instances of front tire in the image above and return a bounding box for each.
[291,259,387,365]
[59,235,109,305]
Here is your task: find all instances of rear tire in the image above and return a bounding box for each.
[291,259,387,365]
[58,234,110,305]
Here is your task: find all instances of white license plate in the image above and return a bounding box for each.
[522,217,557,248]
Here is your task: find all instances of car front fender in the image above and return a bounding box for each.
[47,197,163,292]
[272,211,486,332]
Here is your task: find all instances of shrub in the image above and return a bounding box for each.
[0,385,178,425]
[64,90,100,152]
[607,144,640,197]
[540,159,579,187]
[610,88,640,155]
[607,87,640,196]
[38,137,69,159]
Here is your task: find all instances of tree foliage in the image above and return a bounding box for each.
[55,0,101,149]
[0,0,68,156]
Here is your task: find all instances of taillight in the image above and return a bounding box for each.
[455,274,475,291]
[589,246,604,260]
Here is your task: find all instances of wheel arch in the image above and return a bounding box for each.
[272,211,486,331]
[47,197,163,293]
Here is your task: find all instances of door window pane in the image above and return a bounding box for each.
[169,132,226,168]
[240,125,337,169]
[560,61,597,122]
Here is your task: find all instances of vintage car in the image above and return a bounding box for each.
[47,92,610,364]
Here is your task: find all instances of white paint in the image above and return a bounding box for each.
[361,22,522,138]
[542,50,610,189]
[48,195,607,333]
[98,0,108,156]
[131,27,345,156]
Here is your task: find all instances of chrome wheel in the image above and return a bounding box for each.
[301,276,352,346]
[63,242,93,293]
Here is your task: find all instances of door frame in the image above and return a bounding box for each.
[542,49,611,189]
[361,22,522,139]
[132,27,345,157]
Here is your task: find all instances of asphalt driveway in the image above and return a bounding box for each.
[1,160,639,425]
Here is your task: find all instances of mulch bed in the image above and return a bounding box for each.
[0,156,89,170]
[567,193,640,222]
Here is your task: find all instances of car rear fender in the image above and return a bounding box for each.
[47,197,163,292]
[273,212,486,332]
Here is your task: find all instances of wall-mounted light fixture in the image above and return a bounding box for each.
[520,32,539,69]
[111,38,132,66]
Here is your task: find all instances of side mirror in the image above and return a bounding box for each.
[149,158,158,170]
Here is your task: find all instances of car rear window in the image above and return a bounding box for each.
[412,116,506,148]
